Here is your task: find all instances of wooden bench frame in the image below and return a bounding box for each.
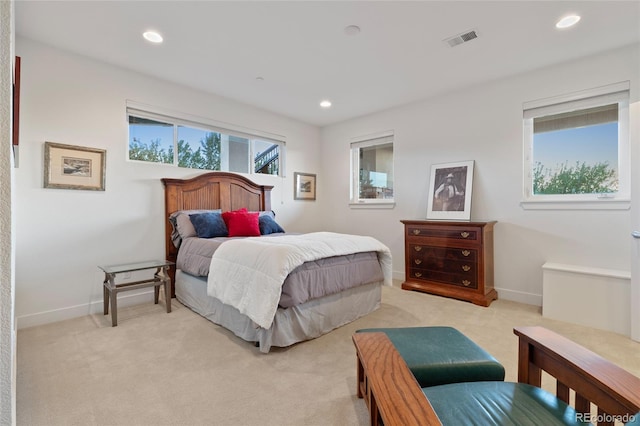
[353,326,640,426]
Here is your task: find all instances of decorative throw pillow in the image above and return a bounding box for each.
[169,209,222,246]
[222,208,260,237]
[221,207,247,226]
[259,215,285,235]
[189,212,229,238]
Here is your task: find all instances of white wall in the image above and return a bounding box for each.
[319,44,639,306]
[15,38,322,327]
[14,36,640,326]
[0,1,17,423]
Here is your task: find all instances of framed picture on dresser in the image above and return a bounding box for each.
[427,160,474,220]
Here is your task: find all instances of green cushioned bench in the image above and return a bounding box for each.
[353,327,640,426]
[356,326,505,388]
[423,381,588,425]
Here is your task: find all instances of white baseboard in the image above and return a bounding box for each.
[495,287,542,306]
[394,272,541,306]
[392,270,404,281]
[17,290,155,329]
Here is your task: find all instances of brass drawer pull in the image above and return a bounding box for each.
[415,272,422,278]
[462,280,471,286]
[461,232,470,238]
[414,246,422,252]
[412,229,421,235]
[461,250,470,257]
[414,259,422,265]
[462,265,470,271]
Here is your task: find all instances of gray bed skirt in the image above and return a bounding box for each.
[175,270,382,353]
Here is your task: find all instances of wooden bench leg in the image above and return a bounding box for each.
[357,354,364,398]
[368,386,381,426]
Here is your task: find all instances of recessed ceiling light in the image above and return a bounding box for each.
[320,100,332,108]
[143,31,163,43]
[344,25,361,36]
[256,76,264,82]
[556,15,581,29]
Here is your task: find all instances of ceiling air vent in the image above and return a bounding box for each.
[444,29,478,48]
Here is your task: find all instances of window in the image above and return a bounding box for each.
[127,104,284,176]
[522,82,630,209]
[350,132,394,206]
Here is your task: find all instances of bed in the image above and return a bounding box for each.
[162,172,391,353]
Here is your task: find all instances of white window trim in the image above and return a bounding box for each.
[349,130,395,208]
[126,100,286,143]
[521,82,630,211]
[349,202,396,209]
[126,100,286,176]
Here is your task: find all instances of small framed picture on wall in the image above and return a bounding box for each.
[294,172,316,201]
[44,142,107,191]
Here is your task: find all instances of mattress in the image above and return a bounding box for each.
[175,270,382,353]
[177,235,277,276]
[178,235,384,308]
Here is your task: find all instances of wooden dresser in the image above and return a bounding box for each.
[401,220,497,307]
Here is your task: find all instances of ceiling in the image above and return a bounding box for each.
[15,1,640,127]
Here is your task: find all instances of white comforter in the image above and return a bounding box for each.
[207,232,392,329]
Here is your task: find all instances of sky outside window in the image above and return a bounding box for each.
[178,126,215,151]
[533,122,618,174]
[128,120,173,154]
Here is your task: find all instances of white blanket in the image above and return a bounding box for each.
[207,232,392,329]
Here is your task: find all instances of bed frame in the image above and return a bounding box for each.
[353,327,640,426]
[162,172,273,296]
[162,171,385,352]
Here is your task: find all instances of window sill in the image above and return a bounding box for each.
[520,198,630,210]
[349,201,395,209]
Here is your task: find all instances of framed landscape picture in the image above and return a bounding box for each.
[427,160,474,220]
[294,172,316,201]
[44,142,106,191]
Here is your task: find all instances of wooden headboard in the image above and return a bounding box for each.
[161,172,273,295]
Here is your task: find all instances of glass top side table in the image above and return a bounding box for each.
[98,260,174,326]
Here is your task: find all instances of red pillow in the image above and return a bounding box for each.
[222,208,260,237]
[221,208,247,227]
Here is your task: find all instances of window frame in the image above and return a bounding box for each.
[349,131,395,208]
[126,101,286,177]
[521,81,630,210]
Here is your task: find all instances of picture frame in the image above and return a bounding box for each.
[426,160,474,220]
[44,142,106,191]
[293,172,316,201]
[12,56,20,148]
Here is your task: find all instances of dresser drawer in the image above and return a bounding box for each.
[407,226,481,242]
[409,245,477,262]
[408,255,477,276]
[408,268,478,290]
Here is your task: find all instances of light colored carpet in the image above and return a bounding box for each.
[17,282,640,426]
